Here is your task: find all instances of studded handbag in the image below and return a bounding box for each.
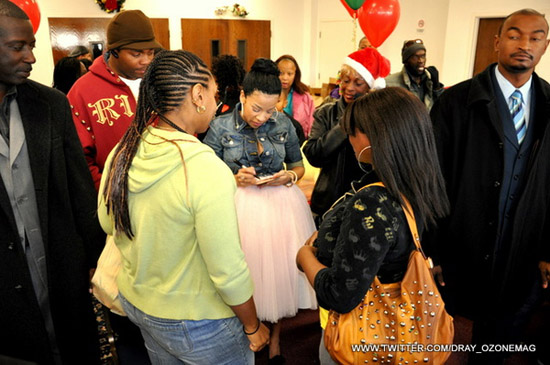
[324,184,454,364]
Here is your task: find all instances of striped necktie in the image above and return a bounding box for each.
[510,90,526,145]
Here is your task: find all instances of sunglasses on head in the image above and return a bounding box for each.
[403,39,423,48]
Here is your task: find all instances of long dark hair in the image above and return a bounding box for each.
[53,57,84,94]
[275,54,309,94]
[340,87,449,230]
[242,58,281,96]
[102,50,212,239]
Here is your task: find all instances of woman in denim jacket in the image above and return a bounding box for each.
[204,58,317,364]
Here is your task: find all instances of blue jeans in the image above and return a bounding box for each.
[119,294,253,364]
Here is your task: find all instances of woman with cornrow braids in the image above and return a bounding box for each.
[98,50,269,364]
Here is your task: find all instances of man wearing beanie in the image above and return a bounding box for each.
[386,39,442,110]
[68,10,161,190]
[67,9,160,364]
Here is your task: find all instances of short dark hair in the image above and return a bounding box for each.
[53,57,84,94]
[0,0,29,19]
[497,8,548,36]
[275,54,310,94]
[340,87,449,230]
[242,58,281,96]
[0,0,29,37]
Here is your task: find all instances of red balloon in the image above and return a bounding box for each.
[339,0,357,18]
[357,0,400,48]
[9,0,41,34]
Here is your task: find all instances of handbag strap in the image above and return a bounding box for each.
[357,182,433,268]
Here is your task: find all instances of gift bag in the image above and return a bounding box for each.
[91,235,126,316]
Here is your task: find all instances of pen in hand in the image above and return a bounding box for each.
[233,159,259,179]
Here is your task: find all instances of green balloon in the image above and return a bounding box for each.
[345,0,366,10]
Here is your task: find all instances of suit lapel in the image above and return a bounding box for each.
[468,65,506,144]
[0,174,17,233]
[16,83,51,243]
[486,98,506,145]
[16,82,50,195]
[492,81,520,150]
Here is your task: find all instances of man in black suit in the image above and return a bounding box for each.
[0,1,104,363]
[429,8,550,364]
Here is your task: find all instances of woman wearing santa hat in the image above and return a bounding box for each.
[303,47,390,224]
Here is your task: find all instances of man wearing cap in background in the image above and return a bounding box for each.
[385,39,443,111]
[68,45,92,61]
[68,45,92,70]
[68,9,161,190]
[67,9,160,365]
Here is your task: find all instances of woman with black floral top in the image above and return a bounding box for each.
[297,87,450,364]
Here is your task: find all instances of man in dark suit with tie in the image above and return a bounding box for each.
[0,1,104,363]
[429,8,550,364]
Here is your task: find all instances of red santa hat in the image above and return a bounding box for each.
[344,48,391,90]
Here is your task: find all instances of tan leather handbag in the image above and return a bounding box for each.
[324,183,453,364]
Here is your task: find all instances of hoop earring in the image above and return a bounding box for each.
[196,105,206,114]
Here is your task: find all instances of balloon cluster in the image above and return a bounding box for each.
[9,0,41,34]
[340,0,400,48]
[7,0,399,46]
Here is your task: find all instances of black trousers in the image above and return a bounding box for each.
[468,280,543,365]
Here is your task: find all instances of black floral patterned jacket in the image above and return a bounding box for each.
[314,174,414,314]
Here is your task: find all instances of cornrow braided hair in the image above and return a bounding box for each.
[103,50,212,239]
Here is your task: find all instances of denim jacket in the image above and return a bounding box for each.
[203,103,303,176]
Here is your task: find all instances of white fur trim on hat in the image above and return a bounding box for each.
[372,78,386,90]
[344,57,385,90]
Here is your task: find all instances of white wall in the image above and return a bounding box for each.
[443,0,550,86]
[30,0,313,86]
[311,0,450,87]
[27,0,550,88]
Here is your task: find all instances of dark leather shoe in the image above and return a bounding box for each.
[268,354,286,365]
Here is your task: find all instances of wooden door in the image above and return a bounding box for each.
[180,19,229,68]
[181,19,270,70]
[48,17,170,65]
[472,17,505,76]
[227,20,270,70]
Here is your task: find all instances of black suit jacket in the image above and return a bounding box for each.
[0,80,104,364]
[429,64,550,319]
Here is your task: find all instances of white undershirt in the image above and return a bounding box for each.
[119,76,142,101]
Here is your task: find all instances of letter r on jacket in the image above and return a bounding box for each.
[88,94,134,126]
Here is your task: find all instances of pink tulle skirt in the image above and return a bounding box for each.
[235,184,318,323]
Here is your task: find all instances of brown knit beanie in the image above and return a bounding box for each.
[107,10,162,51]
